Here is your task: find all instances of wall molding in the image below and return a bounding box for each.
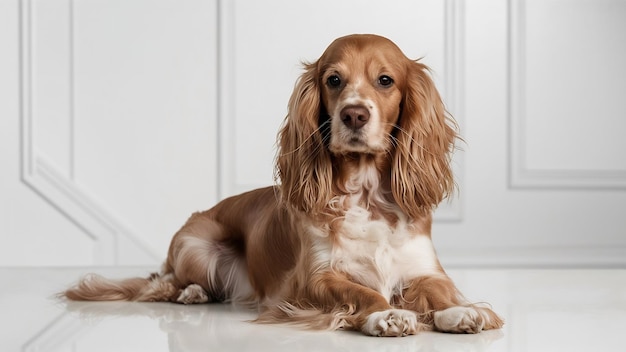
[438,0,466,222]
[507,0,626,190]
[19,0,160,264]
[216,0,236,200]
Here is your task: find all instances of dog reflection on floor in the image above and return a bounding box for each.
[63,301,503,352]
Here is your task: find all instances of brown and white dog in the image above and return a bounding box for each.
[64,34,504,337]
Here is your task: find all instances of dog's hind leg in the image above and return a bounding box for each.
[163,212,255,305]
[64,211,254,305]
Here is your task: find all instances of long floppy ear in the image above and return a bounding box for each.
[276,62,333,213]
[392,61,458,219]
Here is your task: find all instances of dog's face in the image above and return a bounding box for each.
[318,35,406,155]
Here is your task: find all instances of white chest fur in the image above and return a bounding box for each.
[315,205,441,302]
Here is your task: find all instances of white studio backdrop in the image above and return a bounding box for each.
[1,0,625,267]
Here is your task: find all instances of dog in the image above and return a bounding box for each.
[64,34,504,337]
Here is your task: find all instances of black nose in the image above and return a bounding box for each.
[340,105,370,130]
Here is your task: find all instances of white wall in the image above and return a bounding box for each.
[1,0,625,267]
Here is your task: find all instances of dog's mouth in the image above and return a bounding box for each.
[330,131,386,155]
[342,127,367,143]
[348,135,367,146]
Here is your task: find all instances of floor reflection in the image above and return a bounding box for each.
[64,300,503,352]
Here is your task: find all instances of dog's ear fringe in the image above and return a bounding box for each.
[391,61,459,219]
[276,62,333,214]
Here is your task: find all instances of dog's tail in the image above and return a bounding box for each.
[62,272,181,302]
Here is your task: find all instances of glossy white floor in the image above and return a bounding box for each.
[1,267,625,352]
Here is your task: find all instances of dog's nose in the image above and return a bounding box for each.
[340,106,370,130]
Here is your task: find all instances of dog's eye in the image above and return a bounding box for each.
[378,75,393,87]
[327,75,342,87]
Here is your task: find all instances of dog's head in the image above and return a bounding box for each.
[277,34,457,219]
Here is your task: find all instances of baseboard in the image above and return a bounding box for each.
[438,245,626,269]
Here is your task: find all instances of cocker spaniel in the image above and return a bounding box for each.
[64,34,504,337]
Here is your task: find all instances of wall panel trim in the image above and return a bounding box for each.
[507,0,626,190]
[19,0,160,264]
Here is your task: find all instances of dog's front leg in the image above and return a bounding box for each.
[308,272,427,337]
[397,275,504,333]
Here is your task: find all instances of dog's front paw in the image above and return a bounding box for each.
[434,306,485,333]
[362,309,422,337]
[176,284,209,304]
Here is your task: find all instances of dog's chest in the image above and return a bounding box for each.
[328,205,438,301]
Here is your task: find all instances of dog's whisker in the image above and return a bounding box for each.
[279,120,331,157]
